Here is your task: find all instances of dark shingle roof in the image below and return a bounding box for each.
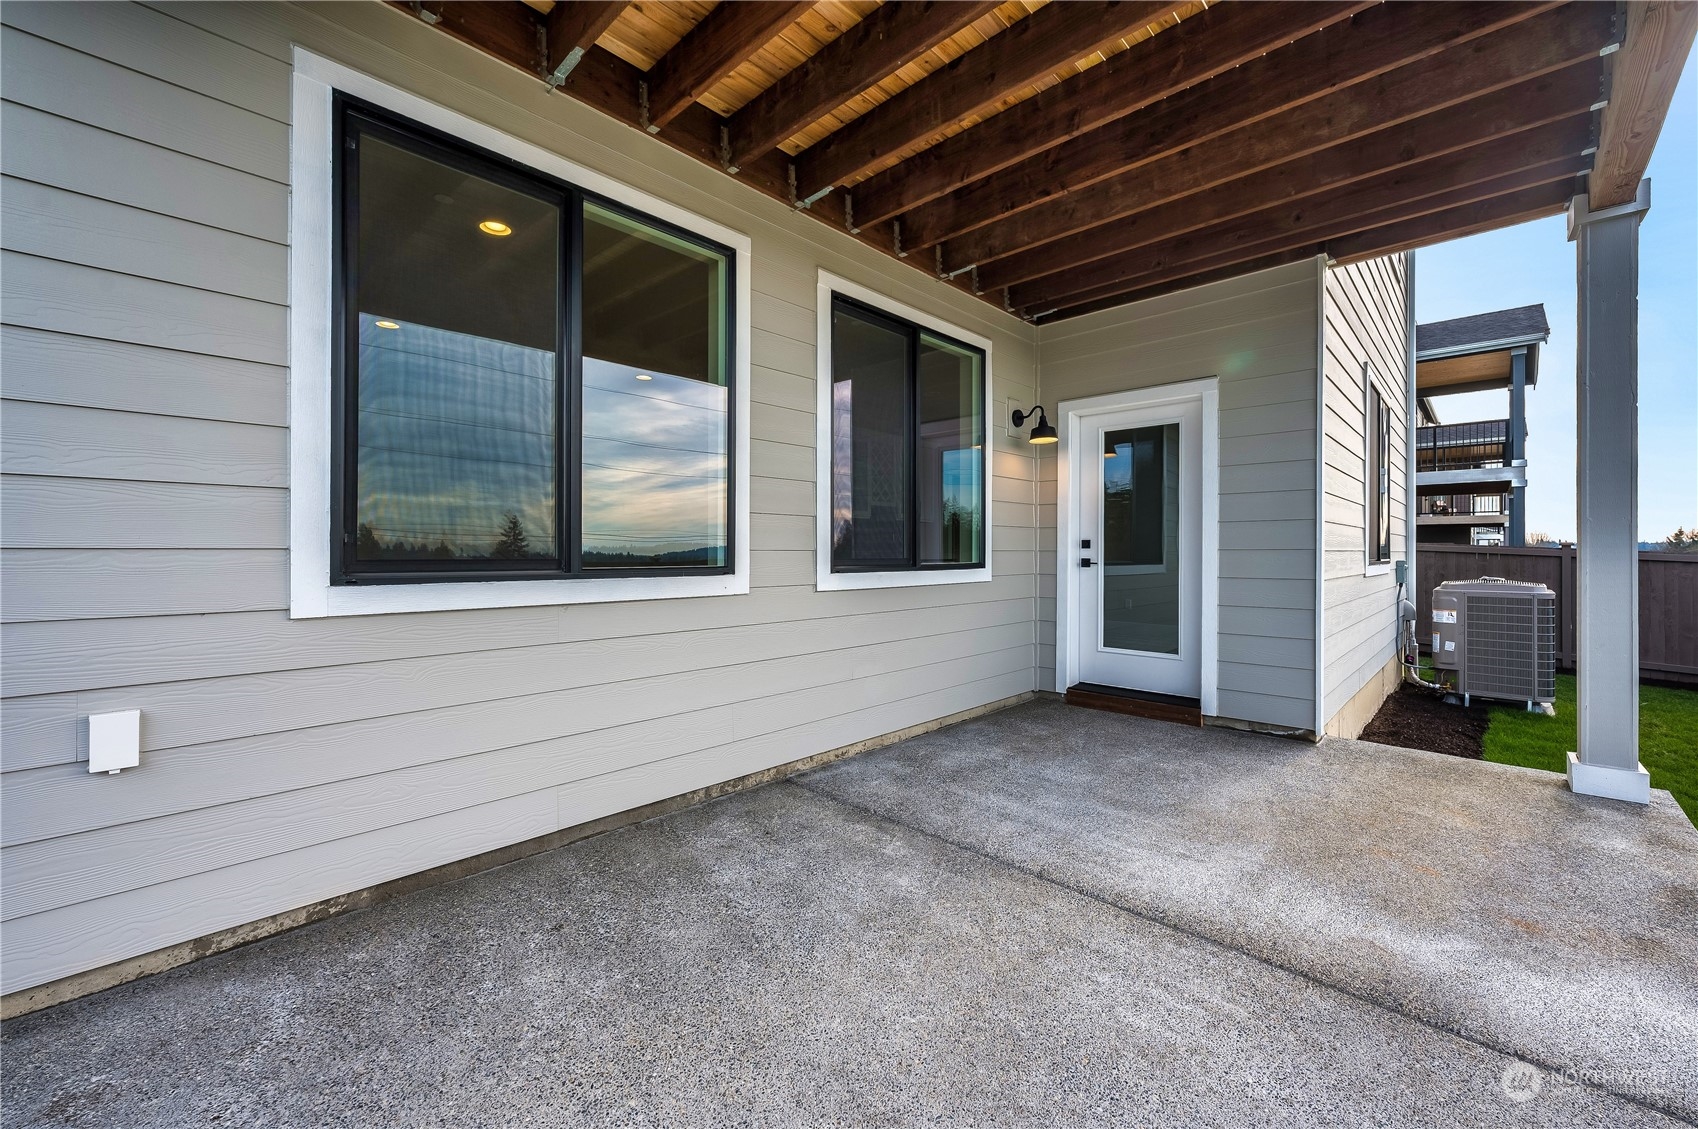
[1416,304,1549,356]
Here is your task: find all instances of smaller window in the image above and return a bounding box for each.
[828,294,986,574]
[1367,379,1392,564]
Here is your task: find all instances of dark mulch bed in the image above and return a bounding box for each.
[1359,683,1491,759]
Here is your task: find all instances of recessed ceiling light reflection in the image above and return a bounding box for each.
[479,220,512,236]
[374,320,401,330]
[634,373,654,381]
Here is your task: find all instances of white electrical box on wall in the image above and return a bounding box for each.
[88,710,141,774]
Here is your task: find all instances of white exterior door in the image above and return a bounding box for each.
[1072,398,1203,697]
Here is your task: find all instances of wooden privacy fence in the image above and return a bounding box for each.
[1415,544,1698,686]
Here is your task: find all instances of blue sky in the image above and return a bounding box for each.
[1413,52,1696,544]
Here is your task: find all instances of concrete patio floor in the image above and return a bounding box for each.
[4,699,1695,1128]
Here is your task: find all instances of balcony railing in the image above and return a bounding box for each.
[1416,419,1509,472]
[1419,492,1507,517]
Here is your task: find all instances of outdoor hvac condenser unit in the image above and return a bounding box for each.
[1430,578,1557,709]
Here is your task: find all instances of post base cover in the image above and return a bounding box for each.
[1566,751,1651,805]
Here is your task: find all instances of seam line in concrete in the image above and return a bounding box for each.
[784,777,1695,1126]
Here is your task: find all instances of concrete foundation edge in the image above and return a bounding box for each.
[1323,654,1403,740]
[1,691,1034,1021]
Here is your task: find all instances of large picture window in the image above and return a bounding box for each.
[828,294,985,575]
[334,97,733,585]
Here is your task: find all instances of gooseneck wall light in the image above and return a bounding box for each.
[1011,405,1058,445]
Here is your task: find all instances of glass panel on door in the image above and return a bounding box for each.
[1101,423,1181,655]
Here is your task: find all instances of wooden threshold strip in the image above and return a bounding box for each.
[1064,683,1204,727]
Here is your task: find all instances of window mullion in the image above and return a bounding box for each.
[565,192,582,576]
[908,323,921,570]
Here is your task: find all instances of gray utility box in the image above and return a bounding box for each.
[1431,577,1557,708]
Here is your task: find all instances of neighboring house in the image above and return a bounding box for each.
[1414,305,1550,547]
[0,2,1686,1011]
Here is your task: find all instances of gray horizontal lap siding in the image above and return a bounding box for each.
[1033,261,1322,732]
[1320,254,1410,724]
[0,2,1041,993]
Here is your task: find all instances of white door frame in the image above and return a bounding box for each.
[1054,378,1220,715]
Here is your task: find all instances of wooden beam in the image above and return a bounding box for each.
[724,0,1001,171]
[1327,180,1578,263]
[904,1,1568,256]
[396,1,548,74]
[791,0,1189,202]
[937,4,1615,270]
[644,0,815,133]
[848,0,1371,228]
[1016,152,1589,314]
[545,1,628,86]
[1031,249,1323,324]
[1034,177,1578,320]
[1590,0,1698,207]
[983,72,1605,293]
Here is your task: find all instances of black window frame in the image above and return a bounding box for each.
[828,292,988,575]
[1367,378,1393,564]
[331,93,737,586]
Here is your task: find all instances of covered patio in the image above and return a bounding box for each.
[5,700,1693,1127]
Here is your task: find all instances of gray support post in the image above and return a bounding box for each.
[1507,347,1528,547]
[1565,180,1651,804]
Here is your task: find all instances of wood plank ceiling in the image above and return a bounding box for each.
[390,0,1696,323]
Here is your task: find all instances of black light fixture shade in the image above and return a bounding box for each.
[1011,405,1058,445]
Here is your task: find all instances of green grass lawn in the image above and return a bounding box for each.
[1483,674,1698,824]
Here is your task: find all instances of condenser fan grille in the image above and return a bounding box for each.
[1462,595,1556,698]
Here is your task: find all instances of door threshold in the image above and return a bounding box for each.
[1064,682,1203,727]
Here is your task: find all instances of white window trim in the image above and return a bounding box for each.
[814,271,994,592]
[288,49,752,618]
[1363,361,1394,577]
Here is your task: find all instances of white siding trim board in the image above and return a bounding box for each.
[1313,256,1329,736]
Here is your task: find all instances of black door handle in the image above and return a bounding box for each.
[1080,558,1094,568]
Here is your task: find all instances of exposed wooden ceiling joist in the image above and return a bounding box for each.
[988,66,1606,295]
[387,1,1686,324]
[724,0,1001,170]
[384,3,926,279]
[643,0,815,131]
[545,1,629,85]
[1329,179,1579,263]
[848,0,1372,229]
[406,1,549,72]
[1024,153,1588,316]
[1588,0,1698,208]
[901,1,1566,256]
[1034,176,1582,322]
[1011,119,1596,313]
[791,0,1191,202]
[929,1,1613,269]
